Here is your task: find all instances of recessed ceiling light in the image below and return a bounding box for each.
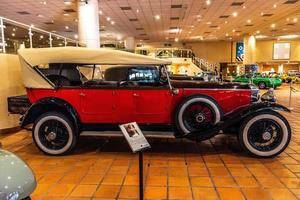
[247,19,251,23]
[155,15,160,20]
[206,0,211,6]
[63,13,70,16]
[12,28,16,31]
[225,33,229,36]
[232,29,236,32]
[40,35,44,39]
[64,0,72,5]
[106,17,111,21]
[111,21,115,25]
[175,38,179,42]
[117,36,121,40]
[286,18,290,21]
[271,23,276,28]
[225,21,228,24]
[279,34,299,39]
[40,1,46,5]
[293,18,298,22]
[256,35,268,39]
[136,9,139,13]
[232,12,238,17]
[11,33,15,37]
[99,10,103,15]
[242,5,246,9]
[206,21,212,24]
[261,12,264,16]
[256,30,260,34]
[37,14,44,18]
[65,26,69,29]
[273,4,277,8]
[74,34,78,39]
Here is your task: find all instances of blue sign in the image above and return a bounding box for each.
[236,42,244,62]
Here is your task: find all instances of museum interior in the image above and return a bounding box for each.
[1,0,300,199]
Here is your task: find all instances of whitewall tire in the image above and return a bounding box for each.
[175,95,222,135]
[239,111,291,158]
[32,112,77,155]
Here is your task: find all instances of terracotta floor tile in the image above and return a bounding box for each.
[80,174,104,185]
[286,165,300,173]
[147,167,168,176]
[169,176,190,187]
[39,174,63,184]
[169,167,188,176]
[101,174,125,185]
[146,175,167,186]
[272,168,296,178]
[209,167,231,177]
[256,177,285,188]
[47,184,75,196]
[242,188,272,200]
[31,183,53,196]
[217,188,245,200]
[268,188,297,200]
[108,165,129,175]
[234,177,259,188]
[94,185,120,198]
[190,177,213,187]
[70,184,97,197]
[228,167,252,177]
[42,197,65,200]
[144,186,167,199]
[193,187,218,200]
[123,175,139,186]
[213,177,237,187]
[169,187,193,199]
[280,177,300,188]
[119,185,139,199]
[188,166,209,176]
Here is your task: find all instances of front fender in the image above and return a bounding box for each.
[20,97,81,131]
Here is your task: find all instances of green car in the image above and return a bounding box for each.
[234,74,282,89]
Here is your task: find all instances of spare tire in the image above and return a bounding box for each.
[175,95,222,136]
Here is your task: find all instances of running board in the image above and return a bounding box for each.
[80,131,176,139]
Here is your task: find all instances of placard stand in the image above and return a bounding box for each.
[139,151,144,200]
[119,122,150,200]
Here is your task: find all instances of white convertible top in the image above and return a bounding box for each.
[18,47,171,89]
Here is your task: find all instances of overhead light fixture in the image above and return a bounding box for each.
[225,33,229,36]
[155,15,160,20]
[99,10,103,15]
[106,17,111,21]
[206,0,211,6]
[225,21,228,24]
[293,18,298,22]
[271,23,276,28]
[40,1,46,5]
[117,36,121,40]
[63,13,70,16]
[175,38,179,42]
[256,35,268,39]
[232,29,236,32]
[64,0,72,5]
[74,34,78,39]
[273,4,277,8]
[206,21,212,24]
[40,35,44,39]
[279,34,299,39]
[111,21,115,25]
[136,9,139,13]
[247,19,251,23]
[232,12,238,17]
[286,18,290,21]
[11,33,15,37]
[65,26,69,30]
[12,28,16,32]
[256,30,260,34]
[242,5,246,9]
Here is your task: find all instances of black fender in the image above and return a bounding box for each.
[20,97,81,132]
[185,102,290,141]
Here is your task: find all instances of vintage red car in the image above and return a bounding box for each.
[10,47,291,157]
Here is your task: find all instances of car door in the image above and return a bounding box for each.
[127,67,173,123]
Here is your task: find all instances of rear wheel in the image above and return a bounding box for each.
[32,112,77,155]
[238,111,291,158]
[258,82,266,89]
[175,95,221,136]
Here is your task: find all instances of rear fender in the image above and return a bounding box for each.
[20,97,81,132]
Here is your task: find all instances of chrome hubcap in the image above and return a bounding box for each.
[46,132,57,141]
[195,113,205,123]
[262,131,272,140]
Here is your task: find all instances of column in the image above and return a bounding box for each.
[124,37,135,52]
[77,0,100,48]
[243,34,256,64]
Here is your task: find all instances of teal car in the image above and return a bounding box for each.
[234,74,282,89]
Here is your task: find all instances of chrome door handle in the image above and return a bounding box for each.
[79,92,86,96]
[133,93,139,97]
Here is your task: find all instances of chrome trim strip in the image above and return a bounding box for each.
[81,131,175,139]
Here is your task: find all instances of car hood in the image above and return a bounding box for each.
[0,149,36,200]
[171,80,252,89]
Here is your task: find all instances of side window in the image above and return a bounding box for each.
[128,68,159,85]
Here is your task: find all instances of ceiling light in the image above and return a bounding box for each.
[37,14,44,18]
[271,23,276,28]
[232,29,236,32]
[111,21,115,25]
[256,35,268,39]
[63,13,70,16]
[64,1,72,5]
[40,35,44,39]
[12,28,16,32]
[206,0,211,5]
[225,33,229,36]
[106,17,111,21]
[136,9,139,13]
[286,18,290,21]
[260,12,264,16]
[225,21,228,24]
[232,12,238,17]
[206,21,212,24]
[247,19,251,23]
[117,36,121,40]
[256,30,260,34]
[155,15,160,20]
[242,5,246,9]
[99,10,103,15]
[11,33,15,37]
[293,18,298,22]
[65,26,69,30]
[40,1,46,5]
[273,4,277,8]
[175,38,179,42]
[279,34,299,39]
[74,34,78,39]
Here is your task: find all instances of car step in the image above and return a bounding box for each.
[80,131,175,139]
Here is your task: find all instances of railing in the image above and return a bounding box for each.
[0,17,85,54]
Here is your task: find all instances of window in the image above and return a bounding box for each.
[128,68,159,84]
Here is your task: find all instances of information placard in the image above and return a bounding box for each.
[273,42,290,60]
[119,122,151,153]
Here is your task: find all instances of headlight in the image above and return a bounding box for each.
[261,88,276,102]
[250,85,260,102]
[6,192,19,200]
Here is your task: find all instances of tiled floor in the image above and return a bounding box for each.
[2,84,300,200]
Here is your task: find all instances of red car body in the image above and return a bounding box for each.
[26,87,251,125]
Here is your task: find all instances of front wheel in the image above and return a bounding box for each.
[238,111,291,158]
[32,112,78,155]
